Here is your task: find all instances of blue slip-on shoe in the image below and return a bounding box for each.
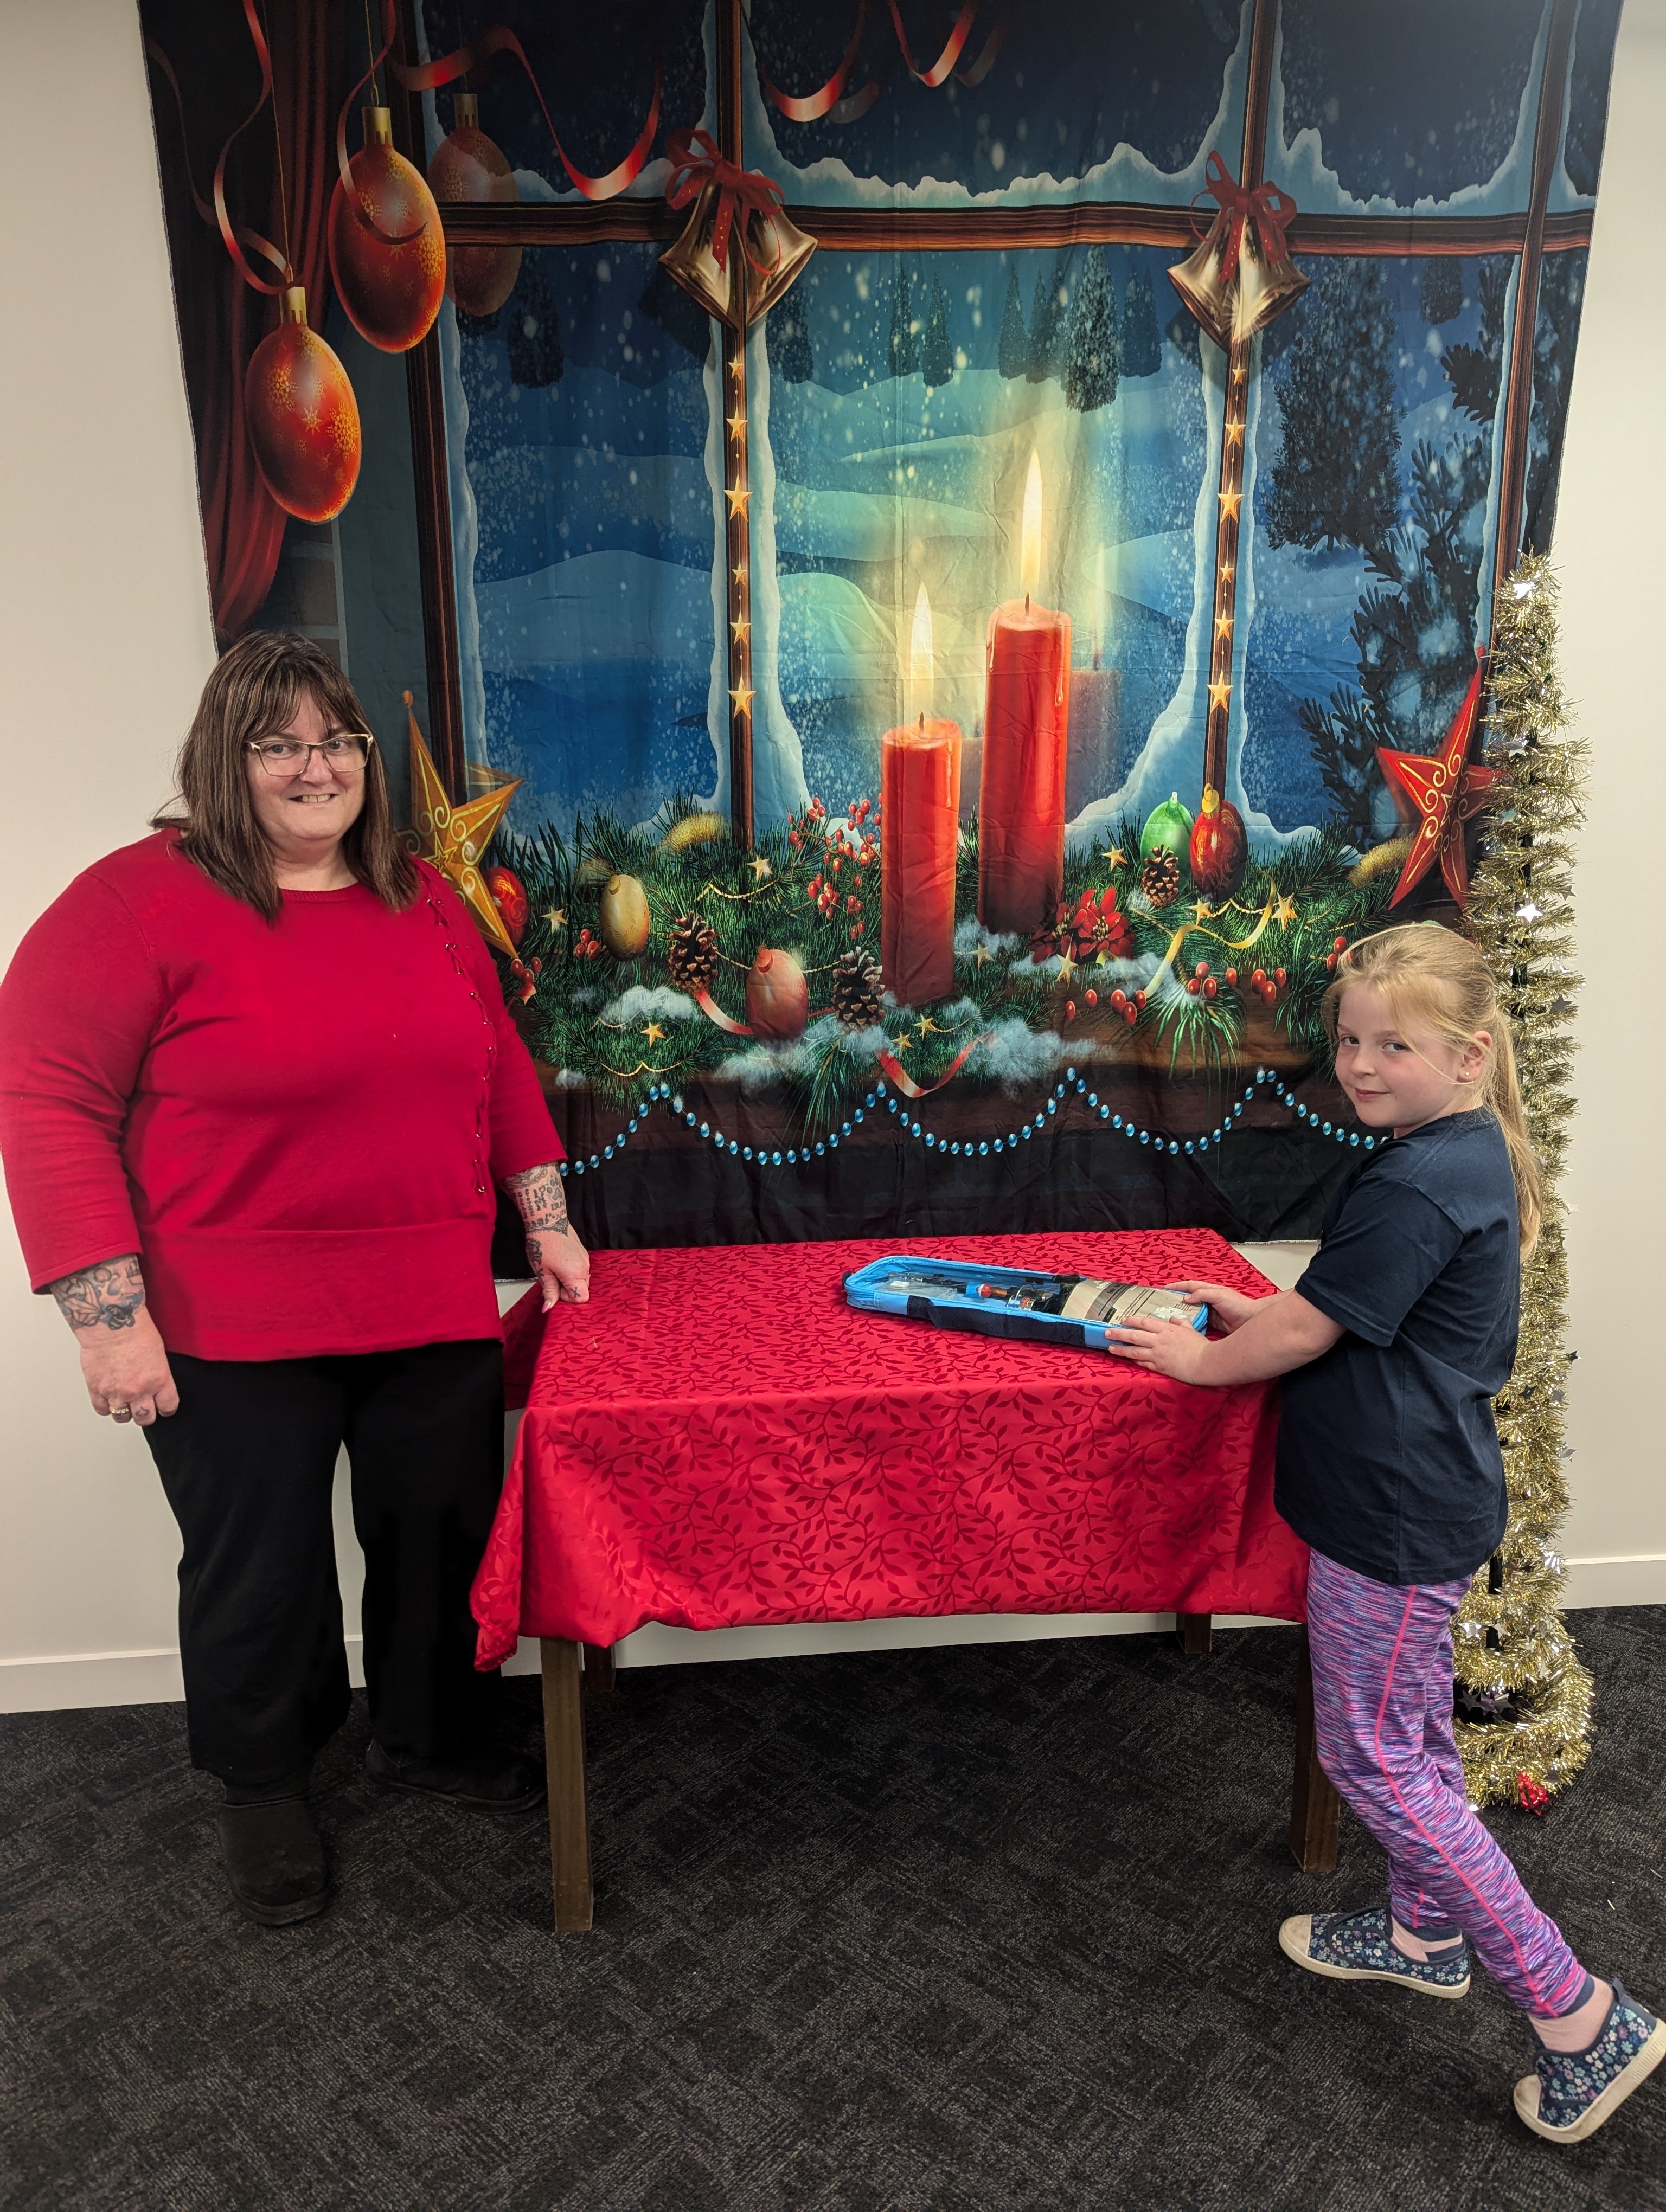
[1514,1980,1666,2143]
[1279,1906,1471,1999]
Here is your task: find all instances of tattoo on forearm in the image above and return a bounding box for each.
[504,1161,572,1243]
[50,1255,146,1333]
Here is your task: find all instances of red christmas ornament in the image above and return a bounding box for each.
[745,947,809,1040]
[244,288,361,524]
[1516,1771,1550,1817]
[1189,785,1248,897]
[328,106,446,352]
[1376,655,1503,909]
[485,864,529,947]
[428,92,521,317]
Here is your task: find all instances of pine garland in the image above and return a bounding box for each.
[1451,554,1594,1808]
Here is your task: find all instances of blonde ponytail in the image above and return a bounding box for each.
[1322,923,1544,1254]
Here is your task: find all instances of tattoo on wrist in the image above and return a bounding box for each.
[504,1162,572,1238]
[50,1256,146,1333]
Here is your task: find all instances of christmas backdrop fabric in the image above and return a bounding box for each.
[143,0,1621,1251]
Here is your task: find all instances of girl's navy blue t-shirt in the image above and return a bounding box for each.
[1276,1109,1519,1587]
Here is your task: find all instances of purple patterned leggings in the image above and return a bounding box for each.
[1306,1547,1587,2016]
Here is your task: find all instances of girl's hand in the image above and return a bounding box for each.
[1106,1311,1215,1381]
[1161,1279,1265,1334]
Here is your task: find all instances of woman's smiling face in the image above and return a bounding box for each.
[1333,982,1490,1136]
[244,689,368,863]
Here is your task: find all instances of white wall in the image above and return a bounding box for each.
[1,0,1659,1714]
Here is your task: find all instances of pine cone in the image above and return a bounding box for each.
[1140,848,1181,909]
[829,948,885,1030]
[666,912,718,994]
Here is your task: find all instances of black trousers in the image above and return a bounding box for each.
[145,1340,506,1789]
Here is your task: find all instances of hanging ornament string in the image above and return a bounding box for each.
[753,0,876,123]
[1189,150,1298,281]
[394,28,662,201]
[336,0,428,243]
[663,129,789,279]
[145,0,293,293]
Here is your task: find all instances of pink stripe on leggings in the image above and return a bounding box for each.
[1305,1548,1586,2017]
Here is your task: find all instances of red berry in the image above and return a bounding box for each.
[1065,1000,1077,1022]
[1194,960,1209,979]
[1274,967,1287,988]
[1110,989,1127,1012]
[852,922,864,938]
[1124,1005,1138,1026]
[1186,977,1200,995]
[1085,989,1098,1008]
[1134,990,1147,1009]
[1325,953,1337,972]
[1204,978,1218,1000]
[1334,934,1347,953]
[1223,966,1237,986]
[1261,980,1276,1002]
[1251,968,1266,987]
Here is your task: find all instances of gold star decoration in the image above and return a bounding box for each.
[730,680,755,719]
[1054,951,1077,986]
[542,905,566,931]
[1214,610,1233,641]
[1208,676,1233,713]
[1274,893,1299,929]
[727,406,746,440]
[915,1014,938,1036]
[972,944,994,967]
[731,612,751,644]
[1218,486,1242,521]
[748,853,773,883]
[890,1031,913,1055]
[726,483,751,517]
[641,1020,666,1044]
[1101,844,1126,870]
[404,696,523,961]
[1233,357,1247,383]
[1193,899,1214,922]
[1225,417,1244,448]
[1220,558,1234,583]
[733,562,747,588]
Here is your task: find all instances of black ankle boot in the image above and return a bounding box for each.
[364,1739,545,1814]
[217,1789,328,1925]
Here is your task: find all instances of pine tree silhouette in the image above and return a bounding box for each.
[1165,306,1201,369]
[997,267,1028,378]
[1264,260,1400,560]
[921,273,954,388]
[1027,261,1068,382]
[1441,259,1509,422]
[767,281,813,384]
[1063,248,1119,413]
[887,265,919,378]
[506,254,564,388]
[1118,265,1161,377]
[1419,256,1463,325]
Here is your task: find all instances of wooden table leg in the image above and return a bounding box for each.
[1176,1611,1213,1656]
[582,1643,617,1695]
[540,1638,593,1932]
[1289,1627,1341,1873]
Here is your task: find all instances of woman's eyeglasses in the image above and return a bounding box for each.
[246,732,375,776]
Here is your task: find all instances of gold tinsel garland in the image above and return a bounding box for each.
[1450,555,1594,1806]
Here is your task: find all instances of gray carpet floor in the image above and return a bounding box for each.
[2,1610,1663,2211]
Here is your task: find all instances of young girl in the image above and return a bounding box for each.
[1108,923,1662,2145]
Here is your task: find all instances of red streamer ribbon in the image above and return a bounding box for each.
[693,987,753,1037]
[755,0,871,122]
[393,26,662,201]
[1193,151,1298,284]
[755,2,1006,126]
[145,1,293,295]
[874,1034,988,1098]
[663,128,787,276]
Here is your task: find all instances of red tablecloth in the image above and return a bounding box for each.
[472,1229,1309,1666]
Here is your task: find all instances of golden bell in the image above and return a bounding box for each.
[740,202,816,325]
[660,185,817,330]
[1231,218,1309,344]
[1168,213,1235,353]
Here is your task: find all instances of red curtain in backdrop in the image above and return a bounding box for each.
[150,3,347,640]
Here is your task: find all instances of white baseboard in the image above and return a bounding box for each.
[5,1558,1661,1715]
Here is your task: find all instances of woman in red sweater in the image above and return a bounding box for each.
[0,632,587,1927]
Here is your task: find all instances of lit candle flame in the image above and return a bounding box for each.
[908,581,934,723]
[1018,449,1043,602]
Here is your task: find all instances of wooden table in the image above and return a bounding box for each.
[472,1230,1343,1932]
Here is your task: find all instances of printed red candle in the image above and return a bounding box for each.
[882,717,963,1005]
[979,453,1071,935]
[882,587,962,1006]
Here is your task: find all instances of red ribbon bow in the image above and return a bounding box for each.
[663,128,786,275]
[1195,151,1298,283]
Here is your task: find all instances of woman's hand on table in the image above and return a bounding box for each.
[1162,1279,1264,1334]
[49,1255,180,1426]
[504,1161,592,1308]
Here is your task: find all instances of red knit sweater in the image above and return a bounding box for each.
[0,833,562,1360]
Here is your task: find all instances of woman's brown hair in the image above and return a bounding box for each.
[1322,923,1544,1254]
[151,630,416,919]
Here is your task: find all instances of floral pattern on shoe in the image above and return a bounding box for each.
[1306,1906,1472,1990]
[1526,1983,1662,2136]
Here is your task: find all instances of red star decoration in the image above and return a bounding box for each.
[1375,655,1502,908]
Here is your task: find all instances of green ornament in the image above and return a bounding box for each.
[1139,791,1194,860]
